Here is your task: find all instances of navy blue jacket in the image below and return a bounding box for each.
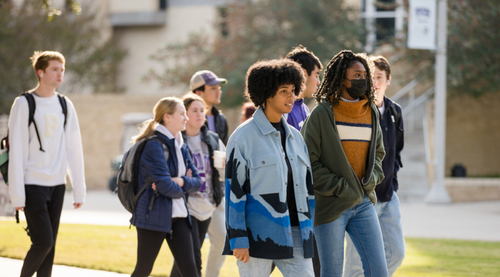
[375,97,404,202]
[131,131,202,233]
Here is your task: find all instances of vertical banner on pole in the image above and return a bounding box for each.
[408,0,437,50]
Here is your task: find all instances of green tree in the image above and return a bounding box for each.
[144,0,366,107]
[400,0,500,96]
[0,0,126,114]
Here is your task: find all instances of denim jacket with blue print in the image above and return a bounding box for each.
[222,107,315,259]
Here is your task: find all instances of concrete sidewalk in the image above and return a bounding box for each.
[2,190,500,276]
[0,257,129,277]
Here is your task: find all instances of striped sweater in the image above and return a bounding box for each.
[333,97,372,182]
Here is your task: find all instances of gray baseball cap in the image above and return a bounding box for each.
[190,70,228,91]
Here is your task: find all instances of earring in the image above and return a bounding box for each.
[40,73,44,78]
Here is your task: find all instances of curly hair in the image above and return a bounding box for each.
[315,50,375,107]
[245,59,305,107]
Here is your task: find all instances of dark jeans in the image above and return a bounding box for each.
[171,216,212,277]
[131,217,198,277]
[21,184,65,277]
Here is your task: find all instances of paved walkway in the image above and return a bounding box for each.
[2,190,500,276]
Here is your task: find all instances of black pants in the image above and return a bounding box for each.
[21,184,65,277]
[131,217,199,277]
[171,216,211,277]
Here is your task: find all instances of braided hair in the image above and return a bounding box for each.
[315,50,376,107]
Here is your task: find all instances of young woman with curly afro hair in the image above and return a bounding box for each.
[223,59,316,277]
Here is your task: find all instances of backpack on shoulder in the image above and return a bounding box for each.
[0,92,67,223]
[0,92,67,185]
[116,135,169,213]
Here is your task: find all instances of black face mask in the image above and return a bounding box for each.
[344,78,367,99]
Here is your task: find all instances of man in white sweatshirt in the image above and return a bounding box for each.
[8,51,86,277]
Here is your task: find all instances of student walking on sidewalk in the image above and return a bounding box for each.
[224,59,315,277]
[8,51,86,277]
[344,55,405,277]
[301,50,387,277]
[130,97,202,277]
[169,94,226,277]
[190,70,229,277]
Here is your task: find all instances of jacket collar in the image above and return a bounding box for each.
[211,106,220,117]
[253,107,294,139]
[154,123,184,147]
[384,96,396,108]
[181,125,210,143]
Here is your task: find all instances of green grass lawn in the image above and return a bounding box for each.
[1,219,499,277]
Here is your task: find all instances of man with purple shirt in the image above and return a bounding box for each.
[190,70,229,277]
[284,45,323,277]
[284,46,323,131]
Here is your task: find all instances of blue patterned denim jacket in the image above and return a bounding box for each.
[222,107,315,259]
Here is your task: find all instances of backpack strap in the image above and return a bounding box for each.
[389,104,403,132]
[21,92,45,152]
[148,135,169,161]
[57,94,68,128]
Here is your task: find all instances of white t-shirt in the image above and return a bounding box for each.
[378,99,386,116]
[186,134,216,221]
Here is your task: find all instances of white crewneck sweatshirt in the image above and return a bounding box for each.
[8,93,86,207]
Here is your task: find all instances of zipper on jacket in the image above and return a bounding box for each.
[148,191,159,211]
[362,107,379,185]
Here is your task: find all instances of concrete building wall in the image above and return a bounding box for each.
[70,94,160,189]
[110,1,223,96]
[446,93,500,177]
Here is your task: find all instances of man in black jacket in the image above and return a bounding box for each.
[190,70,229,145]
[344,56,405,277]
[190,70,229,277]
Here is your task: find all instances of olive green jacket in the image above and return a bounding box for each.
[300,101,385,226]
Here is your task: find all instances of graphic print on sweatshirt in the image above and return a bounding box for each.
[44,113,59,138]
[190,151,212,198]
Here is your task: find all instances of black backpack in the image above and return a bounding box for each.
[116,135,168,213]
[0,92,67,185]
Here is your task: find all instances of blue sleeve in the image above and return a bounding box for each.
[181,145,202,194]
[141,140,184,199]
[225,139,250,250]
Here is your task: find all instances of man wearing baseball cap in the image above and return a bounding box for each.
[190,70,228,277]
[190,70,229,144]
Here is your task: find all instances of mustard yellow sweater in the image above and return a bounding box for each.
[333,97,372,182]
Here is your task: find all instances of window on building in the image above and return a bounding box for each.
[159,0,167,11]
[362,0,405,52]
[218,6,228,38]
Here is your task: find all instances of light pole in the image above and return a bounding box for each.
[425,0,451,203]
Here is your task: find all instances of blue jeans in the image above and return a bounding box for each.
[344,192,405,277]
[314,195,388,277]
[236,227,314,277]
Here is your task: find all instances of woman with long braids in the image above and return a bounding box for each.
[300,50,388,277]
